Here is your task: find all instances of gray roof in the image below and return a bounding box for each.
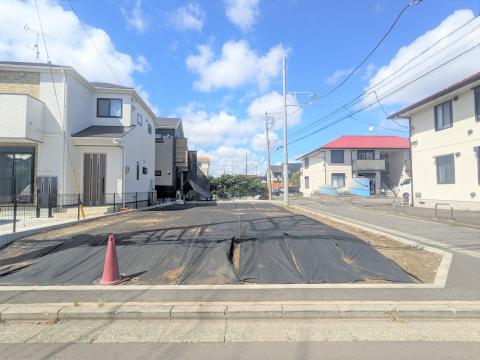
[269,163,302,173]
[71,126,135,138]
[156,117,182,128]
[0,61,65,68]
[91,82,133,90]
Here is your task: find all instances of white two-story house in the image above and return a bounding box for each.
[298,135,411,197]
[0,61,156,206]
[389,71,480,211]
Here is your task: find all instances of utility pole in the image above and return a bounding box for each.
[282,56,289,206]
[264,111,272,200]
[245,151,248,176]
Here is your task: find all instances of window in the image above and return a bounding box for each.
[155,170,162,176]
[304,157,309,169]
[304,176,309,189]
[137,113,143,126]
[136,162,140,181]
[147,123,152,134]
[97,98,122,118]
[434,100,453,131]
[475,87,480,121]
[331,173,345,188]
[357,150,375,160]
[331,150,344,163]
[436,154,455,184]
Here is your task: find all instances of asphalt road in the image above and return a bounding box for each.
[0,202,412,285]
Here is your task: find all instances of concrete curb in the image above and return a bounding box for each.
[2,302,480,321]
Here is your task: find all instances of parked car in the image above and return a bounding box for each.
[272,189,281,196]
[396,178,412,204]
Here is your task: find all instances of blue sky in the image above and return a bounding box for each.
[1,0,480,175]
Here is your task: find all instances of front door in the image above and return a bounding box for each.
[83,153,106,206]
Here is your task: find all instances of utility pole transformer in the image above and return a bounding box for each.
[282,56,289,206]
[265,111,272,200]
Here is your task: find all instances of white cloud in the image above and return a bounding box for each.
[173,103,260,148]
[225,0,260,31]
[169,3,205,32]
[325,68,353,85]
[247,91,302,128]
[251,131,279,152]
[0,0,149,88]
[198,145,263,176]
[121,0,148,33]
[186,40,288,92]
[363,9,480,107]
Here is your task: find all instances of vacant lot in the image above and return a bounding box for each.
[0,202,439,285]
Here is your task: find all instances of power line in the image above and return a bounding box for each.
[288,39,480,145]
[348,114,408,133]
[288,15,480,139]
[66,0,122,85]
[314,0,422,101]
[34,0,85,210]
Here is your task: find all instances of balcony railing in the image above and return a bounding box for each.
[352,159,385,171]
[0,94,44,142]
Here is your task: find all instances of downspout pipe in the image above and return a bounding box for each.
[407,116,414,207]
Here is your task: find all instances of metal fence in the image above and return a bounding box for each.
[0,192,173,234]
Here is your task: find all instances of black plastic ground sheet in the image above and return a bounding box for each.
[0,202,416,285]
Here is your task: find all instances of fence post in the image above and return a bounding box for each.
[113,193,116,213]
[13,196,17,233]
[48,195,53,218]
[77,194,80,220]
[135,192,138,209]
[36,193,40,218]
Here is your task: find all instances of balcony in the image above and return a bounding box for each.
[0,94,44,143]
[175,138,188,171]
[352,159,385,171]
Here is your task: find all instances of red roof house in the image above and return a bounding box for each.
[298,135,410,159]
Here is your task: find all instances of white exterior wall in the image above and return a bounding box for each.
[0,94,43,142]
[301,148,409,196]
[387,150,409,189]
[1,65,157,200]
[123,125,155,193]
[36,71,67,194]
[409,86,480,210]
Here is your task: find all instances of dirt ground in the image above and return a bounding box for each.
[288,206,442,283]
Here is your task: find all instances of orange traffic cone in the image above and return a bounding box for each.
[100,235,124,285]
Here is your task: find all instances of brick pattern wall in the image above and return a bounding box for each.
[0,70,40,98]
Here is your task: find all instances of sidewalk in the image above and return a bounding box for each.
[351,198,480,229]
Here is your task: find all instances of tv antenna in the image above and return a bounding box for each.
[24,25,55,61]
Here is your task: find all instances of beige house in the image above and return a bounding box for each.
[197,156,210,177]
[298,136,410,197]
[389,72,480,211]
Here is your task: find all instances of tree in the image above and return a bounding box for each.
[291,171,301,188]
[210,175,267,198]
